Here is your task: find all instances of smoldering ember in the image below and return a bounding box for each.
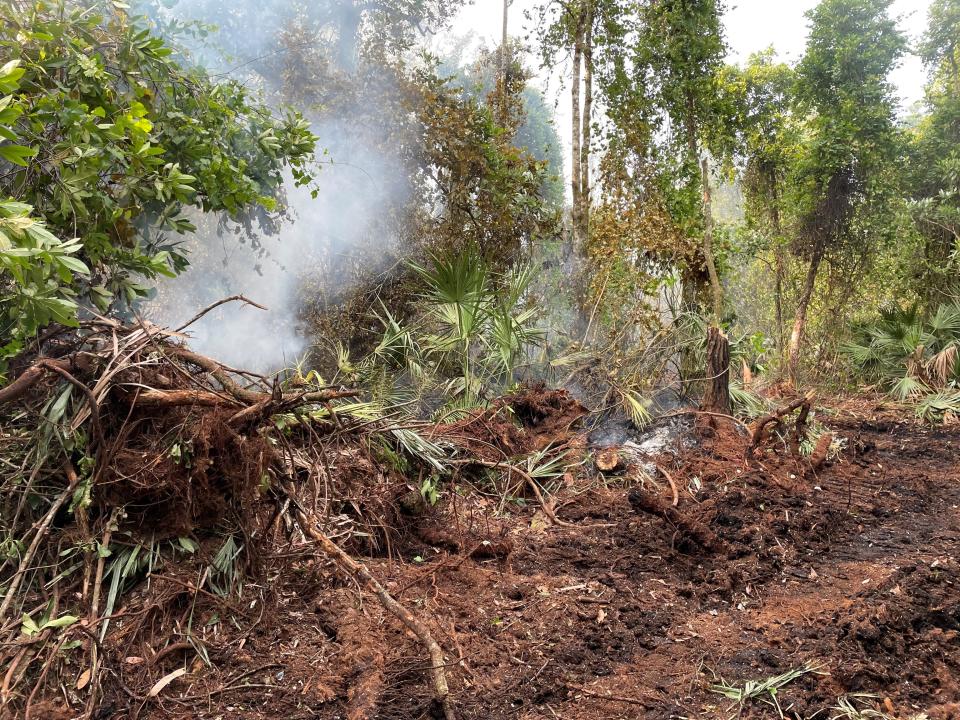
[1,1,958,719]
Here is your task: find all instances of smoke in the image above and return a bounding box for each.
[141,1,563,373]
[142,1,417,372]
[147,114,411,372]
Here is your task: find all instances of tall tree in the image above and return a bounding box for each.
[533,0,602,251]
[909,0,960,303]
[638,0,728,322]
[720,51,799,357]
[787,0,906,383]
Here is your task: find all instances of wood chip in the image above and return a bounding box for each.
[148,667,187,698]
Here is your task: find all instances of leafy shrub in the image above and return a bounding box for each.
[844,301,960,401]
[0,1,317,372]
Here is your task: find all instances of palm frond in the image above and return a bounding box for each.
[730,381,768,417]
[927,343,959,384]
[619,389,652,429]
[915,390,960,423]
[890,374,929,402]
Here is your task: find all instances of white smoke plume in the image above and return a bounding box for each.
[147,115,410,372]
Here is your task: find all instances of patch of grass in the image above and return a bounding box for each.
[709,663,826,719]
[829,694,894,719]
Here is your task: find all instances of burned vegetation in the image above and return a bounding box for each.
[2,309,958,720]
[3,0,960,719]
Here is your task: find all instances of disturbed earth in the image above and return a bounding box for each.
[39,398,960,720]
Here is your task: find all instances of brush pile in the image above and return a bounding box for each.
[0,303,587,719]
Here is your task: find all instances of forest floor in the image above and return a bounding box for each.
[73,398,960,720]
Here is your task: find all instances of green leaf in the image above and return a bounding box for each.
[56,255,90,275]
[20,614,40,636]
[177,537,198,554]
[0,144,37,166]
[40,614,79,631]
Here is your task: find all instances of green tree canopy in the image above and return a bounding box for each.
[0,0,317,370]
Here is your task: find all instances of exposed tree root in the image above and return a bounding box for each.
[627,487,727,554]
[288,490,457,720]
[654,463,680,507]
[748,391,815,454]
[809,432,834,471]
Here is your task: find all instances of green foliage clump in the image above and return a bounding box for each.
[333,246,544,417]
[845,301,960,418]
[0,197,88,356]
[0,0,317,370]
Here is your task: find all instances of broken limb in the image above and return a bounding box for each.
[286,488,456,720]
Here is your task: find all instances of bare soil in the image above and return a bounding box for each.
[82,401,960,719]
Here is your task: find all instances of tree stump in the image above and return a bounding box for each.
[702,326,730,414]
[595,448,624,474]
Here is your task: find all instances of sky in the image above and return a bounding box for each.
[446,0,934,173]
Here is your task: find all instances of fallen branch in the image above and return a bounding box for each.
[628,487,727,554]
[288,492,456,720]
[120,388,242,408]
[167,347,360,406]
[0,355,93,407]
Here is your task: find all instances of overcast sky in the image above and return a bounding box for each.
[445,0,934,173]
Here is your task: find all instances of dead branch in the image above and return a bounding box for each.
[627,488,727,554]
[748,392,815,453]
[174,295,267,333]
[0,355,93,407]
[120,388,242,408]
[289,495,456,720]
[167,347,360,406]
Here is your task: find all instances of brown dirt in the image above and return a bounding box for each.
[45,400,960,719]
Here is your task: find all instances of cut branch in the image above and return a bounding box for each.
[290,497,456,720]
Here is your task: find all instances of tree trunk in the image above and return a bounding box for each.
[767,168,787,364]
[498,0,509,127]
[570,12,584,250]
[700,156,722,323]
[579,1,594,246]
[682,96,711,316]
[774,244,787,364]
[702,326,730,414]
[787,242,826,385]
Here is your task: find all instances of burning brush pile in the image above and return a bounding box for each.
[0,303,587,719]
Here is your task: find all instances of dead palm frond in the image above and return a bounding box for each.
[926,343,958,384]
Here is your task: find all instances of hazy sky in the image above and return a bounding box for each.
[447,0,934,150]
